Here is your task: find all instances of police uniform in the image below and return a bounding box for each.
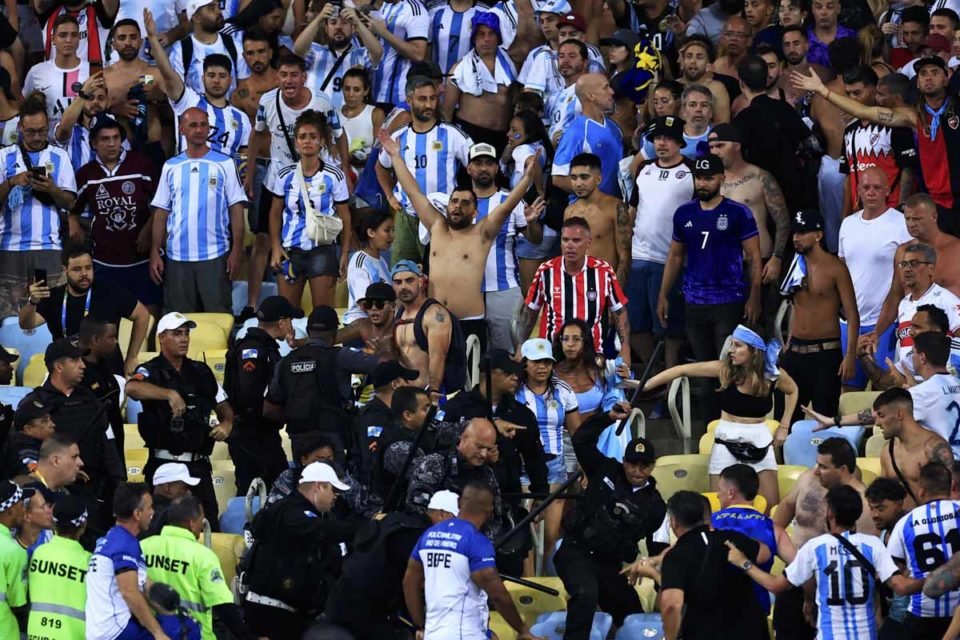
[141,525,235,640]
[27,496,91,639]
[131,353,227,529]
[224,297,298,493]
[266,306,379,454]
[0,481,30,638]
[244,463,355,639]
[556,413,668,639]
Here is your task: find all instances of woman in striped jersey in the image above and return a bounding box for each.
[516,337,581,568]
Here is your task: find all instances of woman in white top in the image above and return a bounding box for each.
[344,208,394,325]
[503,109,552,294]
[268,109,351,309]
[338,68,384,178]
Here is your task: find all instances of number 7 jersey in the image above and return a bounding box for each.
[888,499,960,618]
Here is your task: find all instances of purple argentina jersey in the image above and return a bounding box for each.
[672,197,758,305]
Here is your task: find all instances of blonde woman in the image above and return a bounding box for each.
[643,324,798,509]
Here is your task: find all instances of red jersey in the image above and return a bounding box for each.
[524,255,628,351]
[839,121,916,209]
[72,150,159,266]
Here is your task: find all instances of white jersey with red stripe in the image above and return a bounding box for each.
[896,283,960,359]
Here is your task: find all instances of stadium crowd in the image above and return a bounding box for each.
[4,0,960,638]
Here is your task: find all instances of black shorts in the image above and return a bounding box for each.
[287,245,339,279]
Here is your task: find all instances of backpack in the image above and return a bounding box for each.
[396,299,466,393]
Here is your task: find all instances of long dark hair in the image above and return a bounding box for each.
[553,318,602,383]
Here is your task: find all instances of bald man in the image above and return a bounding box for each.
[149,105,248,313]
[552,73,624,198]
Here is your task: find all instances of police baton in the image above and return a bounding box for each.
[495,470,582,550]
[499,574,561,596]
[614,339,664,437]
[383,404,439,511]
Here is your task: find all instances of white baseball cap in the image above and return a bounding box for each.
[152,463,200,487]
[156,312,197,335]
[186,0,216,20]
[427,490,460,516]
[299,462,350,491]
[521,338,555,362]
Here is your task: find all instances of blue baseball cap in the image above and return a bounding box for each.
[390,260,423,278]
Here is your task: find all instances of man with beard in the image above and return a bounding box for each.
[376,76,472,263]
[658,154,762,364]
[545,39,586,145]
[676,35,732,124]
[23,16,90,128]
[779,26,830,116]
[795,55,960,237]
[53,73,113,174]
[21,246,150,377]
[713,16,753,80]
[564,153,628,281]
[293,3,382,109]
[381,132,537,352]
[779,209,858,422]
[147,12,249,161]
[168,0,249,96]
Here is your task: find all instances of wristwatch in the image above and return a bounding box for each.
[741,560,754,571]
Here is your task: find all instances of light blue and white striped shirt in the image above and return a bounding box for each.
[304,40,375,109]
[150,150,247,261]
[378,122,472,216]
[268,161,349,251]
[516,379,578,456]
[171,86,251,158]
[428,1,486,74]
[889,499,960,618]
[344,249,391,324]
[0,144,76,251]
[374,0,430,105]
[476,190,526,292]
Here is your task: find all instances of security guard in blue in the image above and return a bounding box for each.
[224,296,301,494]
[264,305,380,454]
[711,463,796,615]
[127,312,236,530]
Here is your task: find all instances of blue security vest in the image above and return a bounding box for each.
[712,505,778,613]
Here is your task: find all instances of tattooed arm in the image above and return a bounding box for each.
[615,200,633,284]
[424,305,453,392]
[925,552,960,598]
[761,170,789,284]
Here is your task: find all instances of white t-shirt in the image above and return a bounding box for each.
[910,372,960,457]
[631,158,695,263]
[838,208,912,326]
[896,283,960,359]
[23,59,90,127]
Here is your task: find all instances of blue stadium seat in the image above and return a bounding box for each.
[530,611,612,640]
[0,317,52,384]
[783,420,865,467]
[617,614,665,639]
[0,386,32,408]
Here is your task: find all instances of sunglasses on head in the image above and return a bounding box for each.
[361,299,388,310]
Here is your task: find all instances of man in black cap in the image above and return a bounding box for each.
[265,305,381,454]
[21,338,123,544]
[350,359,418,486]
[779,209,859,423]
[659,153,763,366]
[556,402,668,639]
[225,296,303,494]
[337,281,398,357]
[1,398,54,479]
[627,115,694,373]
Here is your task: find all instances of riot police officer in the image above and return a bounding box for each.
[126,313,235,530]
[224,296,301,494]
[21,338,123,544]
[264,306,380,455]
[556,404,669,640]
[244,462,354,639]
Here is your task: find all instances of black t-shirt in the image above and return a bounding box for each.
[660,525,769,640]
[36,282,137,340]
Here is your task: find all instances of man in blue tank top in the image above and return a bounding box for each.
[712,464,796,615]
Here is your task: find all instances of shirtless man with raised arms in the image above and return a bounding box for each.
[563,152,631,282]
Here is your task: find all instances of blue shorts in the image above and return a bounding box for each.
[94,261,162,307]
[626,259,684,336]
[516,230,559,260]
[522,455,568,485]
[839,320,896,388]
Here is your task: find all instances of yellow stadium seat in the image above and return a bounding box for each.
[212,463,237,514]
[858,457,881,479]
[703,492,767,514]
[187,321,227,359]
[118,316,155,358]
[698,432,714,455]
[22,353,46,388]
[211,441,231,461]
[707,419,780,435]
[202,349,228,383]
[2,347,18,385]
[506,577,566,626]
[206,532,245,592]
[653,454,711,500]
[127,448,148,483]
[777,465,808,499]
[124,424,145,451]
[865,433,886,458]
[184,313,234,339]
[838,391,881,422]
